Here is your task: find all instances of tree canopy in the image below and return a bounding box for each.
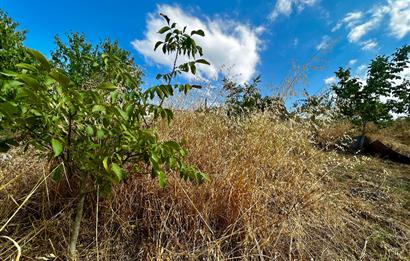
[332,45,409,133]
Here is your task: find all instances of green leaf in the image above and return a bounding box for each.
[86,125,94,136]
[180,147,188,157]
[154,41,163,51]
[158,26,170,34]
[195,59,210,65]
[51,138,63,157]
[17,75,43,90]
[111,163,125,182]
[158,170,167,188]
[26,48,50,71]
[126,104,135,117]
[190,64,197,75]
[117,108,129,120]
[92,105,106,113]
[0,70,19,77]
[16,63,38,72]
[165,32,172,42]
[0,102,18,117]
[163,140,181,151]
[3,80,23,91]
[97,82,116,91]
[149,153,160,171]
[103,157,109,171]
[49,70,70,86]
[96,129,105,139]
[151,152,159,165]
[169,157,178,169]
[191,30,205,37]
[160,13,170,24]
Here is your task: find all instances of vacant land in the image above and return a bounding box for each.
[1,112,409,260]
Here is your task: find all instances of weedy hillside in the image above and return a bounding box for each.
[1,113,410,260]
[1,9,410,261]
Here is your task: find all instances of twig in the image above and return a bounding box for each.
[96,185,100,261]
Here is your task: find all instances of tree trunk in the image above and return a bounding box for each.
[69,192,86,260]
[359,122,368,149]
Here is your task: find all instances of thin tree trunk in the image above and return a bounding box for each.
[359,122,368,149]
[69,191,86,260]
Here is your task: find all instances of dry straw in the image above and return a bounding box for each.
[0,112,409,260]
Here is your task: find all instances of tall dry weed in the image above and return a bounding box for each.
[1,112,409,260]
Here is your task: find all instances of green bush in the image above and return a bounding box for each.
[0,13,209,258]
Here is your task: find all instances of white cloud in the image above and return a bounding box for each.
[269,0,318,21]
[356,64,368,78]
[132,5,263,83]
[348,59,357,66]
[333,1,410,46]
[388,0,410,38]
[316,35,331,50]
[324,76,337,85]
[399,66,410,81]
[332,11,363,32]
[331,22,342,32]
[360,39,378,50]
[343,11,364,27]
[347,6,388,42]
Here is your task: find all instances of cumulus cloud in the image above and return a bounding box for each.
[269,0,318,21]
[132,5,263,83]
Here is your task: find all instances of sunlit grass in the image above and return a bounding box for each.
[1,111,409,260]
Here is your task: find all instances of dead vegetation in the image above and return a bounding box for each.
[1,112,409,260]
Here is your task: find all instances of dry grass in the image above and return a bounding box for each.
[367,119,410,157]
[1,112,409,260]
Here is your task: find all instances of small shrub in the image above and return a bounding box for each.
[0,14,209,257]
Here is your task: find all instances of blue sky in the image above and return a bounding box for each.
[1,0,409,104]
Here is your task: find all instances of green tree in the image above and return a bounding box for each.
[332,66,391,135]
[0,10,28,72]
[294,90,335,123]
[0,14,208,259]
[333,45,409,135]
[390,45,410,114]
[223,76,287,118]
[51,33,142,88]
[0,10,31,104]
